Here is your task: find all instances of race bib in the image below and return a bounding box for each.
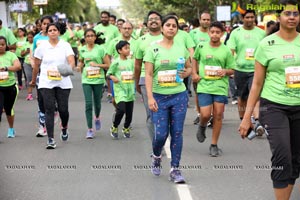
[17,41,25,48]
[158,70,177,87]
[0,71,9,82]
[47,66,62,80]
[86,66,100,78]
[245,48,255,60]
[204,65,222,80]
[285,66,300,88]
[121,71,134,83]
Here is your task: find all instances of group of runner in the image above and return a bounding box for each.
[1,0,300,196]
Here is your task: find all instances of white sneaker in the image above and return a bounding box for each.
[36,125,47,137]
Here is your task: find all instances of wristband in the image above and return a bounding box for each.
[4,67,8,71]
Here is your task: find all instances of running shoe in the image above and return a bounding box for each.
[196,125,206,143]
[86,129,94,139]
[46,138,56,149]
[60,128,69,141]
[36,125,47,137]
[193,116,200,125]
[207,116,213,128]
[110,126,118,139]
[209,145,222,157]
[95,118,101,131]
[122,127,131,138]
[7,128,15,138]
[169,168,185,183]
[151,154,162,176]
[26,94,33,101]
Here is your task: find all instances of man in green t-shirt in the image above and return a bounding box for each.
[189,12,211,125]
[135,11,163,142]
[227,10,265,135]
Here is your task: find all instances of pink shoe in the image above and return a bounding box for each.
[26,94,33,101]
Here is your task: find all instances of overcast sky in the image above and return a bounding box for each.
[96,0,120,8]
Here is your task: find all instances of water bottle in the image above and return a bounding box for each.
[176,57,185,83]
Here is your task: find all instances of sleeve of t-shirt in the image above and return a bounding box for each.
[65,42,75,56]
[107,40,115,56]
[107,60,117,76]
[135,39,143,59]
[225,48,236,70]
[7,29,17,45]
[143,46,154,64]
[255,41,268,67]
[193,44,201,61]
[34,45,43,60]
[184,32,196,49]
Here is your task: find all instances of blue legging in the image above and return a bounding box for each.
[152,91,188,168]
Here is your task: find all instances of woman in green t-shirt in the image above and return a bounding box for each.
[239,1,300,198]
[144,15,192,183]
[77,29,110,139]
[0,36,21,138]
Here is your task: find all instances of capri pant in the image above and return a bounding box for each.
[259,98,300,188]
[0,84,18,116]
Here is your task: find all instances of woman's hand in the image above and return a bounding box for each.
[238,117,252,139]
[148,97,158,112]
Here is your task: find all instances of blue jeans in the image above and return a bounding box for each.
[152,91,188,167]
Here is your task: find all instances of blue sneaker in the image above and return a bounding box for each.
[86,129,94,139]
[169,168,185,183]
[46,138,56,149]
[7,128,15,138]
[151,154,162,176]
[60,128,69,141]
[95,118,101,131]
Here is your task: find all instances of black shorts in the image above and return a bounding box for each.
[234,70,254,100]
[259,98,300,188]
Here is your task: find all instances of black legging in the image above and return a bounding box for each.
[40,87,71,138]
[112,101,134,128]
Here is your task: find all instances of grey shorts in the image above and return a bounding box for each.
[23,63,33,83]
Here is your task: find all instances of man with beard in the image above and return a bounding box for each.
[94,11,119,102]
[135,11,163,142]
[94,11,119,48]
[107,21,138,108]
[227,10,265,135]
[189,12,211,126]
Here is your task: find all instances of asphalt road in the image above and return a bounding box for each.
[0,73,299,200]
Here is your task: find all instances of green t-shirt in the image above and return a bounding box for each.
[61,30,77,47]
[174,30,195,49]
[255,34,300,106]
[227,26,265,72]
[135,33,163,80]
[79,44,107,84]
[107,58,135,103]
[193,42,235,96]
[144,42,190,95]
[0,51,18,87]
[94,24,119,47]
[0,27,17,46]
[16,37,27,58]
[21,42,33,64]
[107,36,138,60]
[189,28,210,46]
